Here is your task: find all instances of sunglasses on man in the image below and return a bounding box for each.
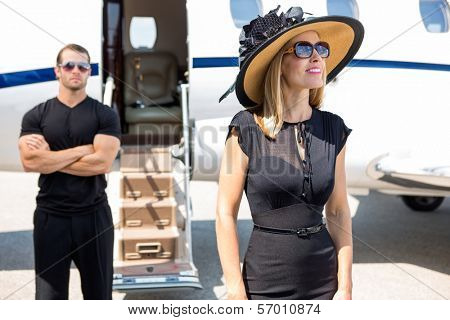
[58,61,91,72]
[284,41,330,59]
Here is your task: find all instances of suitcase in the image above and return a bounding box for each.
[120,145,174,173]
[120,198,185,229]
[118,228,179,261]
[120,172,174,199]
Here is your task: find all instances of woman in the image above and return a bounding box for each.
[215,6,364,300]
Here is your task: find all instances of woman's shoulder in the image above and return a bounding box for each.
[318,108,352,151]
[227,109,259,156]
[317,108,344,123]
[317,107,351,132]
[230,109,257,127]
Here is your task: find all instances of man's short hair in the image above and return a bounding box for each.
[56,44,91,65]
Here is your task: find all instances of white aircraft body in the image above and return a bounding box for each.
[1,0,449,292]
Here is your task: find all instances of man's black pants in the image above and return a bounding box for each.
[33,202,114,300]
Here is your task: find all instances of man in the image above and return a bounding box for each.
[18,44,121,299]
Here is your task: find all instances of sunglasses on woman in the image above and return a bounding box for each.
[58,61,91,72]
[284,41,330,59]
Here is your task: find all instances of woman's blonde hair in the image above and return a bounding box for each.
[252,39,327,139]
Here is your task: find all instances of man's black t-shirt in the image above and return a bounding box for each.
[20,96,121,215]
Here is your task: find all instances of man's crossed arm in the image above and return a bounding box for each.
[18,134,120,176]
[60,134,120,176]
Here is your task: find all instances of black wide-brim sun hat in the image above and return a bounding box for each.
[219,6,365,108]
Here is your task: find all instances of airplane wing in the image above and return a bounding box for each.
[366,150,450,191]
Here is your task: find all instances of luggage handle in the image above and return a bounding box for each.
[153,190,168,197]
[156,251,172,258]
[155,219,170,226]
[136,242,161,253]
[126,191,142,198]
[125,253,142,260]
[126,220,142,227]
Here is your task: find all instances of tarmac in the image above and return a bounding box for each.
[0,170,449,300]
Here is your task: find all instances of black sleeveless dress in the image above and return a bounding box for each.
[225,107,352,300]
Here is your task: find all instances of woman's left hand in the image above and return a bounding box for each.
[332,289,352,300]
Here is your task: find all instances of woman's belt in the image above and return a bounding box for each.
[253,222,326,238]
[252,203,325,229]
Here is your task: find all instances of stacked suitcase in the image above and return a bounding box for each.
[116,145,186,264]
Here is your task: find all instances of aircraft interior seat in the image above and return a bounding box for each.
[124,51,182,129]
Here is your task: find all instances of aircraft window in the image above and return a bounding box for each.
[130,17,157,49]
[326,0,359,19]
[420,0,449,33]
[230,0,263,28]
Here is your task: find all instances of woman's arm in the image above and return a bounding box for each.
[215,127,249,300]
[325,145,353,300]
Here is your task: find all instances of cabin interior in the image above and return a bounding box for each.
[103,0,188,144]
[102,0,198,287]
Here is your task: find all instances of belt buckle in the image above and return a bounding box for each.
[296,228,309,238]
